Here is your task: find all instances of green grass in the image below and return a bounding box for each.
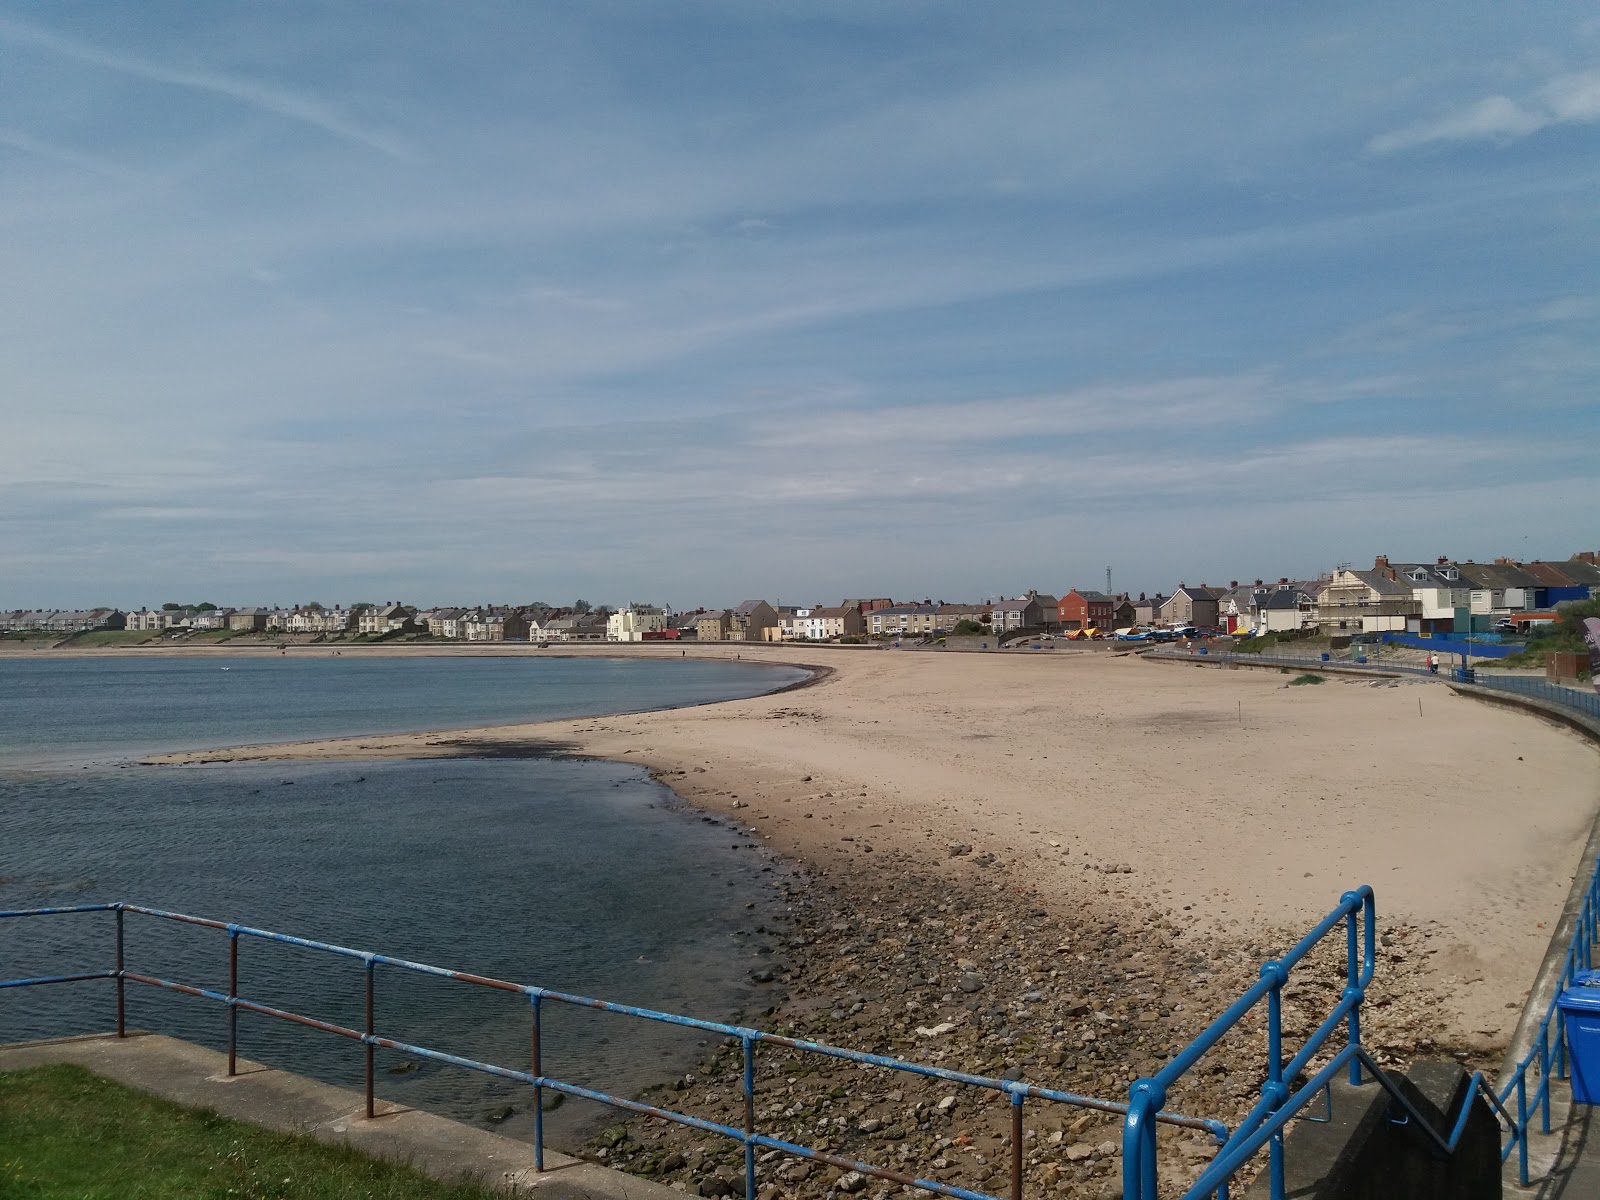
[0,1065,498,1199]
[54,629,156,648]
[1288,673,1325,686]
[1232,630,1321,655]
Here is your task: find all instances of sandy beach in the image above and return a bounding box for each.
[131,641,1600,1051]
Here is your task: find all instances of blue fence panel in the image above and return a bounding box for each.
[1475,675,1600,721]
[1378,633,1515,659]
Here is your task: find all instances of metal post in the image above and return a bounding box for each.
[1265,964,1286,1199]
[742,1036,756,1200]
[1540,1024,1551,1134]
[1009,1091,1024,1200]
[1345,908,1361,1085]
[114,906,125,1038]
[1517,1072,1528,1187]
[227,931,239,1076]
[532,993,545,1173]
[364,958,375,1119]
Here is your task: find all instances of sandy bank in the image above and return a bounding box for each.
[140,643,1598,1050]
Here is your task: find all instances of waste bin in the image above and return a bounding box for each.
[1453,666,1476,683]
[1320,652,1331,662]
[1354,654,1368,663]
[1559,984,1600,1103]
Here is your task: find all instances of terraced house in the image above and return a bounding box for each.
[868,604,939,637]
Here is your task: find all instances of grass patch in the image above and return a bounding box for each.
[1232,630,1320,655]
[1288,673,1325,686]
[0,1064,498,1199]
[54,630,156,648]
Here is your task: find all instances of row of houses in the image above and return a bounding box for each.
[1310,555,1600,636]
[8,552,1597,644]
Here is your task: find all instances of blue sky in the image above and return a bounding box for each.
[3,3,1596,610]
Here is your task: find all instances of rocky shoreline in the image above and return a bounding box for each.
[583,847,1471,1200]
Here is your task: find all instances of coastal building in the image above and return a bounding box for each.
[935,603,989,632]
[869,604,939,637]
[991,595,1045,631]
[427,608,467,639]
[842,598,894,617]
[180,609,232,630]
[1132,594,1166,626]
[1258,585,1318,634]
[1215,585,1256,635]
[1,608,127,633]
[728,600,778,641]
[358,604,416,635]
[695,611,731,642]
[607,606,668,642]
[1058,589,1115,631]
[460,608,530,641]
[1316,560,1417,634]
[228,608,270,633]
[1522,558,1600,605]
[816,605,865,639]
[1158,585,1219,628]
[125,608,173,631]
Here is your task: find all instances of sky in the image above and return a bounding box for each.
[2,3,1597,610]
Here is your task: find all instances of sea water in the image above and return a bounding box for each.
[0,654,807,1142]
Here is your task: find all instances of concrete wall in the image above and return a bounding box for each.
[1244,1060,1499,1200]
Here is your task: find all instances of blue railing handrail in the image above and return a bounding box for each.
[1122,888,1376,1200]
[1492,852,1600,1185]
[1151,648,1600,720]
[0,901,1226,1200]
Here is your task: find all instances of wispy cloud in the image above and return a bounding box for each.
[0,15,412,160]
[1370,68,1600,152]
[1,5,1595,606]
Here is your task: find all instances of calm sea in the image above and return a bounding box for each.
[0,654,807,1142]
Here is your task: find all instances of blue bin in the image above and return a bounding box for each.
[1198,647,1208,655]
[1453,666,1476,683]
[1559,985,1600,1103]
[1320,652,1331,662]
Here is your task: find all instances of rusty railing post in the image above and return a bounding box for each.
[114,905,125,1037]
[227,929,239,1076]
[532,991,545,1173]
[1010,1089,1024,1200]
[364,957,376,1119]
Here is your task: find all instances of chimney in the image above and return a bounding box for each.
[1279,577,1288,585]
[1230,580,1238,588]
[1495,557,1511,565]
[1373,555,1389,569]
[1437,555,1449,566]
[1254,579,1263,587]
[1579,551,1597,565]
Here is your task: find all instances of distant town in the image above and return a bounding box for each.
[6,550,1598,646]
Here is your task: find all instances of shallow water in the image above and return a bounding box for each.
[0,656,802,1142]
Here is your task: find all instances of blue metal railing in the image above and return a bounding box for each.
[1153,649,1600,722]
[1494,853,1600,1186]
[1121,888,1377,1199]
[1474,674,1600,721]
[11,880,1589,1196]
[0,902,1228,1200]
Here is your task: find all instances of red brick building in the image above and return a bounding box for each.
[1058,589,1115,631]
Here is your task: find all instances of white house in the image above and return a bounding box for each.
[606,606,668,642]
